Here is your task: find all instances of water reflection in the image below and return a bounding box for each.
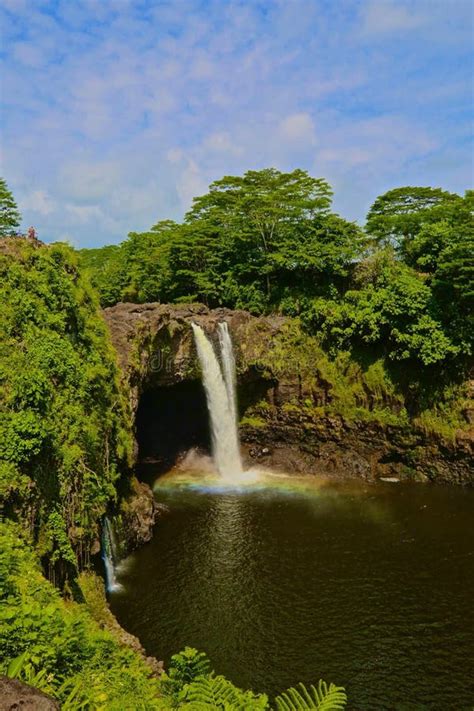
[111,471,474,709]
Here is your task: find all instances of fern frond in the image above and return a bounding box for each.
[184,674,239,708]
[184,674,268,709]
[274,680,347,711]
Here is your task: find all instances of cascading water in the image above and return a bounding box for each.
[102,517,121,592]
[192,322,243,481]
[218,322,238,426]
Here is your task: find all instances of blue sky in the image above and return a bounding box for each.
[1,0,472,248]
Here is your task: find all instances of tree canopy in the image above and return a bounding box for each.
[186,168,335,299]
[81,168,362,313]
[76,169,471,367]
[0,177,22,237]
[303,251,457,366]
[365,186,461,251]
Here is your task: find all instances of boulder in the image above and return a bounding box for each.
[0,677,59,710]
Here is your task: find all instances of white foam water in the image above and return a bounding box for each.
[192,323,243,482]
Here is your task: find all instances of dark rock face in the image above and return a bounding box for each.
[104,302,473,485]
[241,409,473,485]
[0,677,60,710]
[119,478,161,553]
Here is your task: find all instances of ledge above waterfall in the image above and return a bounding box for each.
[103,302,284,412]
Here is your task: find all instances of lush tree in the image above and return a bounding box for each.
[166,221,226,305]
[432,230,474,355]
[433,232,474,315]
[0,177,22,237]
[186,168,333,299]
[83,169,363,314]
[392,190,474,355]
[403,190,472,271]
[80,222,180,306]
[303,251,457,366]
[80,244,127,306]
[272,213,365,309]
[365,186,460,252]
[120,220,178,303]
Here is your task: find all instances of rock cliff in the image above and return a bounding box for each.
[103,302,473,485]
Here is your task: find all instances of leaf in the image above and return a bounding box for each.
[184,674,268,709]
[274,680,347,711]
[7,651,28,678]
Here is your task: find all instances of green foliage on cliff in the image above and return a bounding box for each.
[0,521,162,709]
[0,239,133,578]
[243,318,470,437]
[1,523,346,709]
[303,251,456,366]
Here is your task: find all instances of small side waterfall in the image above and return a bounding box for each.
[102,517,121,592]
[192,322,243,481]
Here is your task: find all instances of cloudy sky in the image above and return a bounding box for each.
[1,0,472,248]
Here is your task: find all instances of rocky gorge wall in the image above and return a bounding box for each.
[104,302,474,486]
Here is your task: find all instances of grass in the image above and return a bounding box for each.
[242,319,469,438]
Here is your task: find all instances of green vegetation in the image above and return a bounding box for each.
[0,237,133,585]
[240,414,268,429]
[80,171,472,367]
[274,681,347,711]
[302,252,456,366]
[0,177,22,237]
[80,168,363,313]
[1,522,346,709]
[80,169,472,436]
[0,521,161,709]
[242,317,472,441]
[0,171,471,707]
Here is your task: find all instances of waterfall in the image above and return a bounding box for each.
[102,517,121,592]
[218,322,238,425]
[192,322,243,481]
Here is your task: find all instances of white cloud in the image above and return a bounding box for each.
[12,42,45,67]
[190,56,215,80]
[1,0,470,245]
[21,190,56,216]
[360,1,424,34]
[176,159,208,212]
[59,161,123,203]
[167,148,184,164]
[65,204,104,222]
[278,113,316,144]
[316,115,436,174]
[202,132,242,155]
